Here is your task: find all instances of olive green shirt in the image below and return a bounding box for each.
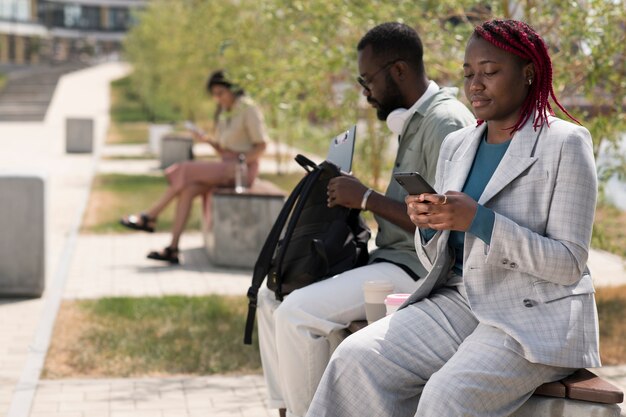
[369,87,475,279]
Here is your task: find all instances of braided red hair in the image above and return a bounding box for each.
[473,19,580,132]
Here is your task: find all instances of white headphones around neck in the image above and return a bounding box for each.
[386,108,411,135]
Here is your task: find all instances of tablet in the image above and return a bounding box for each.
[326,125,356,172]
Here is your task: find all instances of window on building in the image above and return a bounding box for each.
[0,0,30,21]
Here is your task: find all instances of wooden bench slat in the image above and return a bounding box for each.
[533,381,567,398]
[562,369,624,404]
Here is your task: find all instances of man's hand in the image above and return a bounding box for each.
[327,175,368,209]
[405,191,478,231]
[330,174,415,232]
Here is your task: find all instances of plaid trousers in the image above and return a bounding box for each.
[306,285,575,417]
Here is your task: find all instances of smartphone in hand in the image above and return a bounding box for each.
[184,120,206,136]
[393,172,436,195]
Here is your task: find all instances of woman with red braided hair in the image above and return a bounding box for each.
[305,19,599,417]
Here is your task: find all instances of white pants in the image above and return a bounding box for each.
[257,262,419,417]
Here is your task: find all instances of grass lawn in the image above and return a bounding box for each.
[43,296,261,378]
[106,121,149,145]
[43,286,626,379]
[593,203,626,258]
[82,173,204,234]
[596,284,626,365]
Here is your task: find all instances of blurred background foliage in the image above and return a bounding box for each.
[122,0,625,188]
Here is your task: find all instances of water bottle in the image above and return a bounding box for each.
[235,153,247,193]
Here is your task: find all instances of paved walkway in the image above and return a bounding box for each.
[0,61,625,417]
[0,62,128,417]
[0,62,276,417]
[31,375,270,417]
[62,233,251,299]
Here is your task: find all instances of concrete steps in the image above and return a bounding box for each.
[0,63,87,122]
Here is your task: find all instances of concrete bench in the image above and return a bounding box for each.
[202,179,285,268]
[160,134,193,169]
[148,123,173,155]
[0,173,45,297]
[347,320,624,416]
[66,117,94,153]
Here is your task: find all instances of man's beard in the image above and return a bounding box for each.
[373,73,404,121]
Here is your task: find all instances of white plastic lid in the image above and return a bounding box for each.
[384,293,411,306]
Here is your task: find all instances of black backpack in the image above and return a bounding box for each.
[243,154,370,345]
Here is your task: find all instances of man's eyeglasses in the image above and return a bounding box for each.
[356,59,401,91]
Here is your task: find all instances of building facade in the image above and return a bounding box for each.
[0,0,146,64]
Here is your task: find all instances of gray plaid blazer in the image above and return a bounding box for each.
[406,116,601,368]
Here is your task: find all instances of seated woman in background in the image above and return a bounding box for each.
[306,19,599,417]
[120,70,268,264]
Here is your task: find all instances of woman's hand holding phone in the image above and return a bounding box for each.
[185,121,217,145]
[394,171,478,231]
[406,191,478,231]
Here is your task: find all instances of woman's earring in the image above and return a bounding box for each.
[528,78,533,86]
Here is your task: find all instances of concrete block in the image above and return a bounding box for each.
[160,135,193,169]
[204,182,285,268]
[512,395,621,417]
[0,174,45,297]
[148,123,173,155]
[66,118,94,153]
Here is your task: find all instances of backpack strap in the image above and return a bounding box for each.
[243,165,311,345]
[295,154,318,171]
[273,166,325,299]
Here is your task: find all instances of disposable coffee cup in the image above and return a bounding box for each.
[384,293,411,316]
[363,280,395,324]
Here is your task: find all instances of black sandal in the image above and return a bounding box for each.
[120,213,156,233]
[147,246,180,264]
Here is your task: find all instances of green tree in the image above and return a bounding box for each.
[123,0,625,187]
[494,0,626,182]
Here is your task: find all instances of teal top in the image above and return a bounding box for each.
[369,87,475,280]
[449,133,511,275]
